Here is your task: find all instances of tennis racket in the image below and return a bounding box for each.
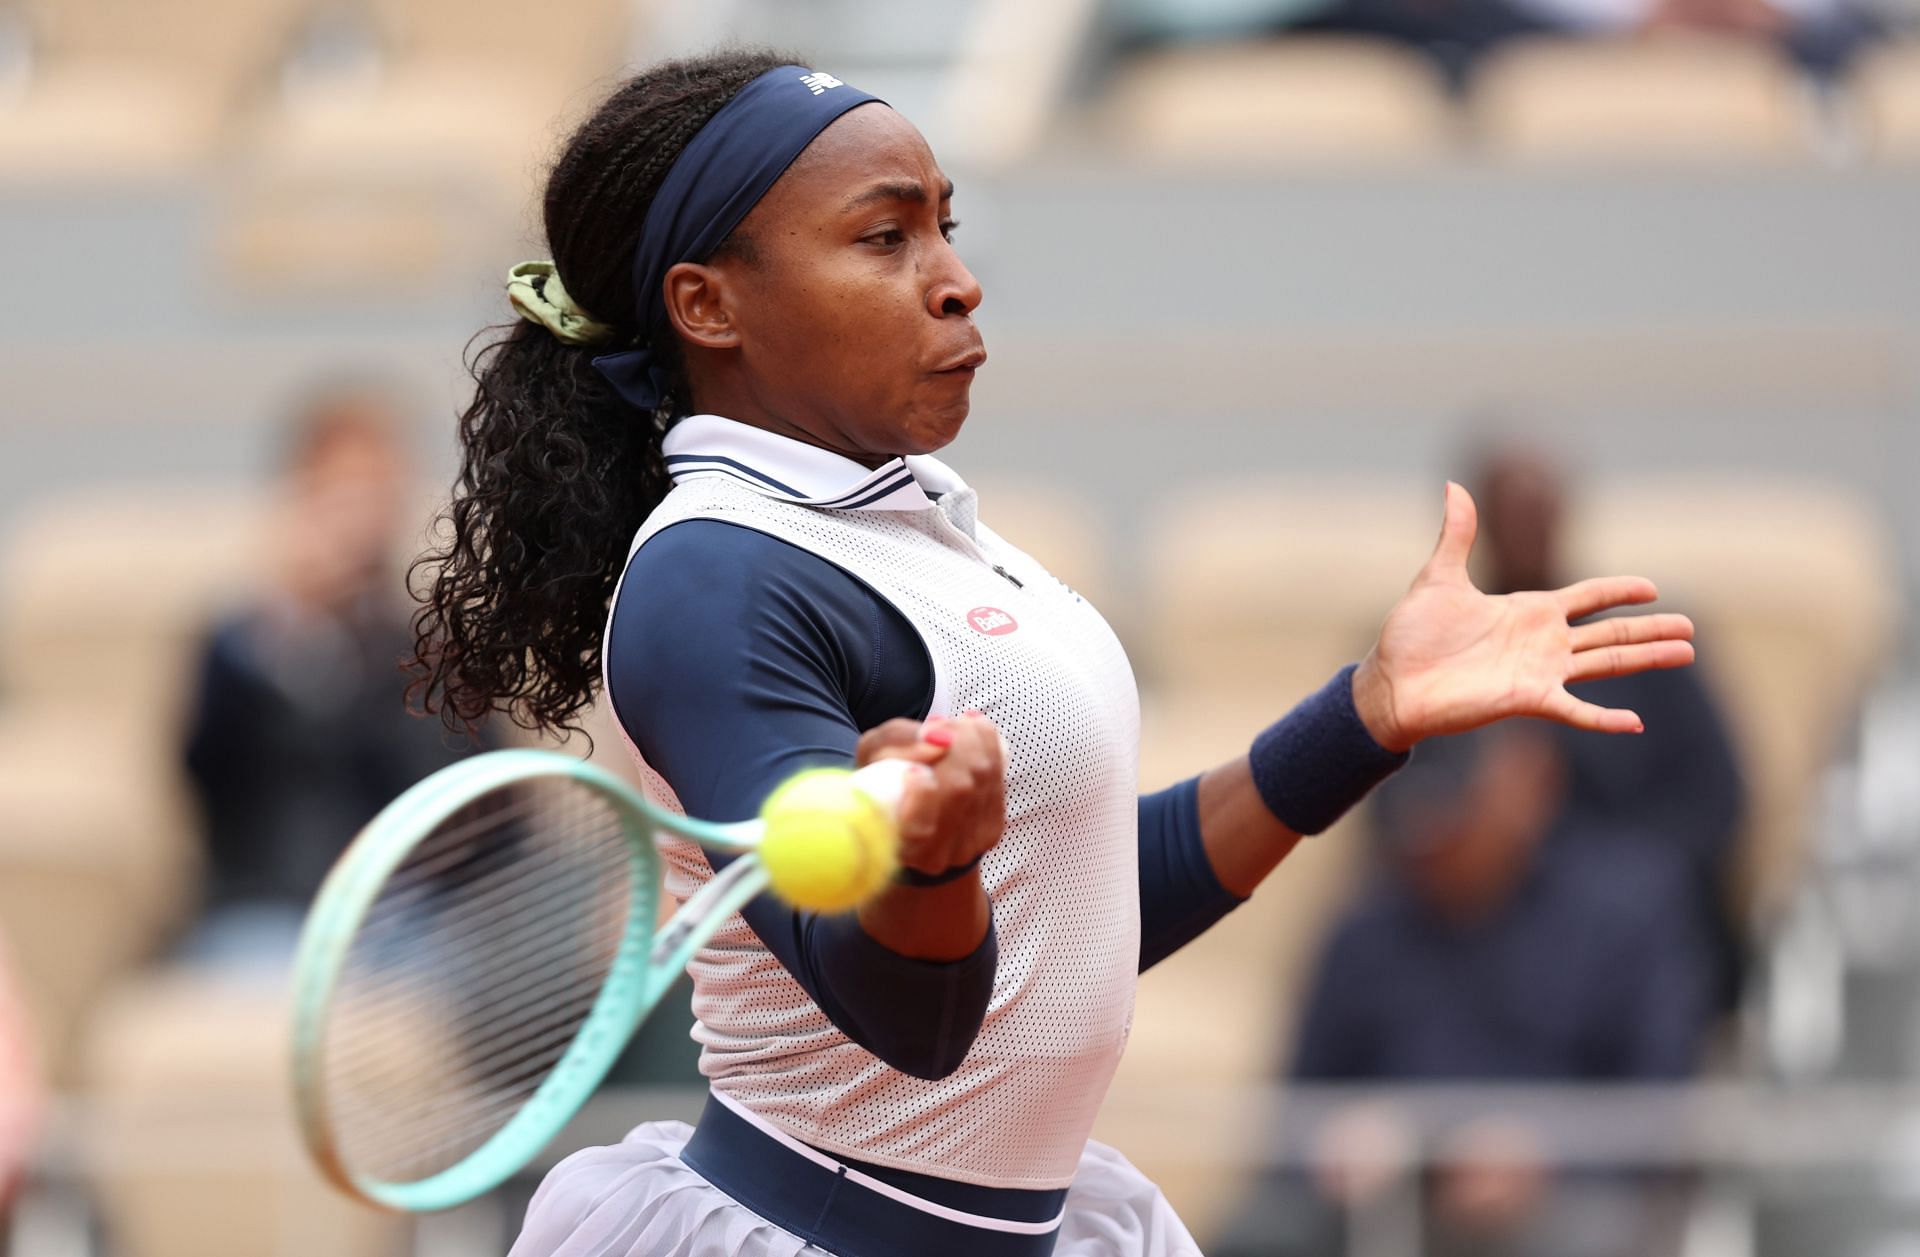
[288,749,910,1212]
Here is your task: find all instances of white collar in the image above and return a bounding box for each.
[660,413,968,512]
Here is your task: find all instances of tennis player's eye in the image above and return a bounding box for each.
[940,219,960,242]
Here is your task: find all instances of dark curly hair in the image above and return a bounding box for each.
[408,48,797,736]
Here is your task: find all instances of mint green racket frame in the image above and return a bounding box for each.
[289,748,766,1212]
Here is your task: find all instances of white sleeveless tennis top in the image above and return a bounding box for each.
[604,415,1142,1190]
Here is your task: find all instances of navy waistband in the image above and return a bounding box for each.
[679,1093,1068,1257]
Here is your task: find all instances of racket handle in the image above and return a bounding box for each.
[849,758,915,821]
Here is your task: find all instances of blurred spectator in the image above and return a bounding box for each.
[1221,439,1743,1255]
[1220,724,1708,1257]
[1108,0,1882,87]
[1287,0,1551,88]
[1110,0,1343,38]
[0,934,39,1220]
[1474,440,1747,1016]
[1103,0,1542,86]
[1507,0,1881,73]
[1299,725,1712,1088]
[177,383,471,975]
[1106,0,1532,87]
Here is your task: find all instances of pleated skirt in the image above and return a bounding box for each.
[509,1110,1202,1257]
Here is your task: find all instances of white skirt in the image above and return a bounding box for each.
[509,1119,1202,1257]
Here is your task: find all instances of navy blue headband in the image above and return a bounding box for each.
[592,65,884,412]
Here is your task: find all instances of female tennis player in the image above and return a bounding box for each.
[409,49,1696,1257]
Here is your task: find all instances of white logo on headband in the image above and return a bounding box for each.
[799,71,845,95]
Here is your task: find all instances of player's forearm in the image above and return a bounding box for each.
[1137,777,1252,970]
[739,863,997,1079]
[1196,756,1306,899]
[858,871,991,961]
[1198,665,1411,899]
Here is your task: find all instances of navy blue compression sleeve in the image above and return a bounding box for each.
[1137,778,1245,972]
[605,519,994,1080]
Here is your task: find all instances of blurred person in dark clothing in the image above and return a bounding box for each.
[1105,0,1551,87]
[1107,0,1881,91]
[1218,725,1707,1257]
[177,384,468,971]
[180,385,702,1082]
[1296,725,1710,1087]
[176,384,701,1083]
[1291,0,1880,84]
[1475,442,1747,1014]
[1219,441,1738,1256]
[1499,0,1882,77]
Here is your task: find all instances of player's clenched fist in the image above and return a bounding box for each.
[855,712,1007,880]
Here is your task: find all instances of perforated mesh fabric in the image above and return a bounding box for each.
[606,469,1142,1189]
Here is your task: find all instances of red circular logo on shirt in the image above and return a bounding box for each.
[967,606,1018,636]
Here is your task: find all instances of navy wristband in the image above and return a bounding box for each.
[1249,664,1411,835]
[894,853,983,888]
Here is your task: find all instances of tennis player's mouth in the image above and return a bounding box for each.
[932,348,987,376]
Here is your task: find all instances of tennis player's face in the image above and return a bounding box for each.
[713,105,985,462]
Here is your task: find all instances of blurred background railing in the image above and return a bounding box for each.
[3,0,1920,1254]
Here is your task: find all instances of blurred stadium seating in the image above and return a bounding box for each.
[1470,37,1816,163]
[81,974,403,1257]
[1567,477,1901,918]
[1096,37,1455,165]
[0,489,262,1082]
[2,3,1919,1255]
[0,0,295,179]
[1854,40,1920,158]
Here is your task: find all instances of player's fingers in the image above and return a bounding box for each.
[859,718,958,784]
[1566,639,1696,684]
[1567,613,1693,653]
[1555,576,1658,621]
[938,715,1006,782]
[1420,482,1478,579]
[950,715,1007,787]
[894,763,943,844]
[894,735,983,871]
[1542,687,1645,734]
[856,717,945,766]
[971,769,1008,858]
[959,713,1008,785]
[914,715,1006,867]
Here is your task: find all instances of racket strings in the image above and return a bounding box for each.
[331,789,624,1177]
[342,844,619,1009]
[322,777,634,1185]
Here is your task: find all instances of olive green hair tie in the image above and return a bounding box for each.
[506,261,616,346]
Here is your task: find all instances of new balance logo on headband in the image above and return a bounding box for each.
[798,71,845,95]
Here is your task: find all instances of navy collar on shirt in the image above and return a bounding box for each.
[661,414,968,512]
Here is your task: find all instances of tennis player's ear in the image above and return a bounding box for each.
[661,261,741,350]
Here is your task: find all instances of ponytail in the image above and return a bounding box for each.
[409,321,665,734]
[408,49,795,735]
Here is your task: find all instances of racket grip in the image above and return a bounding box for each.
[849,758,915,822]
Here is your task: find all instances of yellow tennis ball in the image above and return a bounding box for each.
[757,768,899,913]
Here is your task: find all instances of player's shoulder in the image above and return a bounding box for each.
[610,509,934,724]
[610,518,885,688]
[623,517,866,610]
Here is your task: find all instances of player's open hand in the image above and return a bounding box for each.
[1352,482,1696,751]
[855,713,1007,879]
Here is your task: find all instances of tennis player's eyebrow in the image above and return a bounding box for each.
[843,179,955,212]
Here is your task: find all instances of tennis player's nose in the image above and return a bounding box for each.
[929,249,982,318]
